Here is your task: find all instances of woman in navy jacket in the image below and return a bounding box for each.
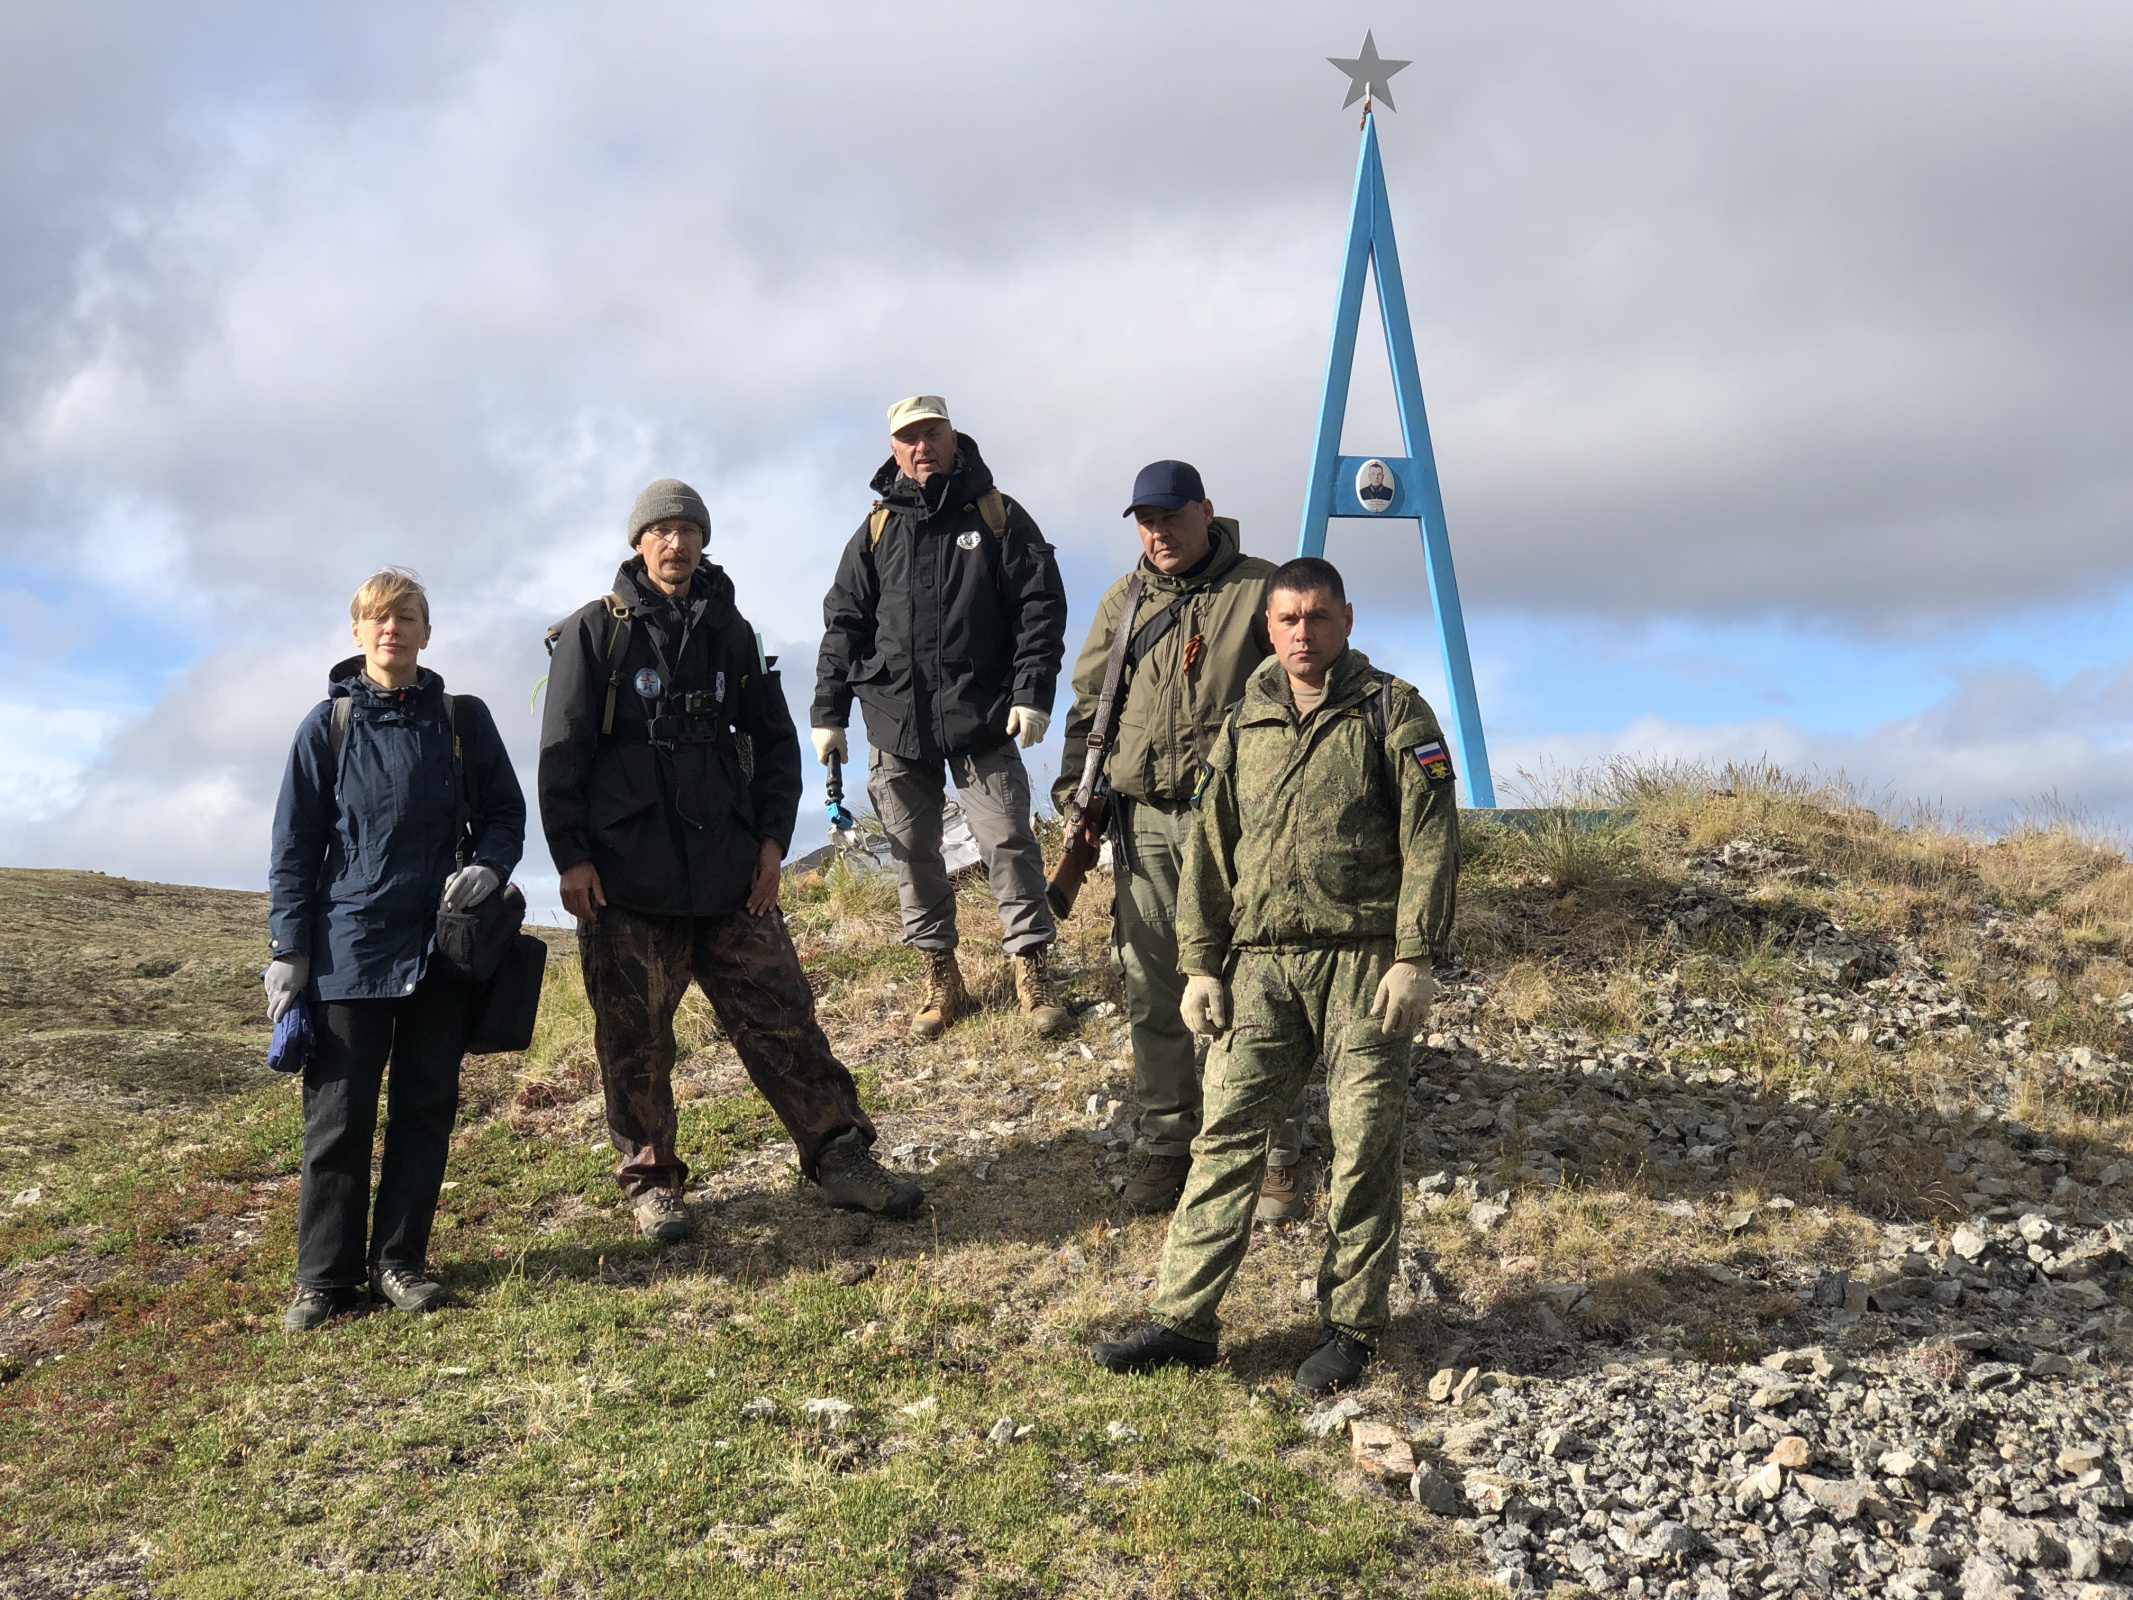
[266,568,525,1331]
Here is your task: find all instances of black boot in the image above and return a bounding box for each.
[371,1264,449,1313]
[1090,1320,1218,1374]
[282,1286,359,1332]
[1295,1325,1372,1395]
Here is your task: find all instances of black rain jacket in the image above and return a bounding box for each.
[811,433,1068,762]
[538,556,801,918]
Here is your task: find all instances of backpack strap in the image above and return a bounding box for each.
[867,490,1011,549]
[444,694,489,866]
[328,697,352,798]
[595,594,633,736]
[1362,669,1394,743]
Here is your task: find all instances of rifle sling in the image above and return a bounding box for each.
[1073,573,1146,816]
[1123,592,1192,670]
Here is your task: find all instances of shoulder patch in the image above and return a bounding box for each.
[1410,738,1456,787]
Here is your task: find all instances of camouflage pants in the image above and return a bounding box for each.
[580,903,875,1198]
[1149,941,1414,1343]
[1116,797,1301,1167]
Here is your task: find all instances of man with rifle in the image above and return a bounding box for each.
[1051,461,1306,1218]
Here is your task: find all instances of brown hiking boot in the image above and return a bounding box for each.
[1013,946,1072,1037]
[912,948,969,1040]
[633,1188,694,1244]
[1255,1160,1307,1224]
[1120,1153,1191,1214]
[816,1130,925,1218]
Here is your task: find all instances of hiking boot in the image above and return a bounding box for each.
[1012,946,1072,1037]
[1295,1325,1372,1395]
[633,1187,694,1244]
[370,1265,448,1313]
[912,948,969,1040]
[1254,1160,1307,1224]
[816,1129,925,1219]
[282,1286,359,1332]
[1090,1320,1219,1374]
[1120,1153,1191,1214]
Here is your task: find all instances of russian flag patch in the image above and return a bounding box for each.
[1411,739,1455,786]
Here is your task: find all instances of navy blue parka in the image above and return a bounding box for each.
[270,656,527,1002]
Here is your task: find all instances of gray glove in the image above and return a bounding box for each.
[442,865,500,912]
[264,953,309,1023]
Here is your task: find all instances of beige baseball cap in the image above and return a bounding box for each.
[886,394,951,433]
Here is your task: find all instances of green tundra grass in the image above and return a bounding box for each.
[8,763,2132,1596]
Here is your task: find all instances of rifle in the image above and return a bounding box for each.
[1046,574,1144,919]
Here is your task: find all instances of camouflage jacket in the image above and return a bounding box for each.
[1177,648,1460,975]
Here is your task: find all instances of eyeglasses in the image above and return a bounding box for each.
[641,526,701,549]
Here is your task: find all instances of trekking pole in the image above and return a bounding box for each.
[825,753,862,852]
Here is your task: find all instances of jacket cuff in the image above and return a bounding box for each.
[268,925,309,959]
[1395,937,1429,964]
[1179,943,1228,979]
[548,841,591,874]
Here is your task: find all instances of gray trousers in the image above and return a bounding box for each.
[1117,797,1302,1167]
[869,742,1055,955]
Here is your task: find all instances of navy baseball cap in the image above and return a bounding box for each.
[1123,460,1206,517]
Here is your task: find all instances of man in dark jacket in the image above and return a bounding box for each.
[811,395,1071,1040]
[540,478,922,1241]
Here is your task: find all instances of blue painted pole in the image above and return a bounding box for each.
[1296,111,1497,808]
[1363,123,1495,807]
[1296,126,1377,562]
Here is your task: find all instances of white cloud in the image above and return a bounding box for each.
[2,1,2132,895]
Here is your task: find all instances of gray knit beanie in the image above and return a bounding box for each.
[627,478,710,545]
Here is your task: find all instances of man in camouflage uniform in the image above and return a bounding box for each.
[1091,556,1460,1394]
[1054,460,1306,1218]
[540,478,924,1244]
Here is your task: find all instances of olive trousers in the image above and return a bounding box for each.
[1148,941,1415,1343]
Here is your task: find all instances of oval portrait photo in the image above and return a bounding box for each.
[1355,457,1396,511]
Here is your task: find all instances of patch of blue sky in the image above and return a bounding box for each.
[1353,583,2133,747]
[0,561,201,716]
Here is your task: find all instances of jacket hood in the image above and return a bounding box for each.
[1242,646,1378,719]
[611,554,738,626]
[327,657,446,706]
[1140,516,1245,592]
[869,431,996,514]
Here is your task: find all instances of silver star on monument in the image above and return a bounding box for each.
[1327,31,1410,111]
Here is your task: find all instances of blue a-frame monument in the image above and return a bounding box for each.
[1300,39,1495,807]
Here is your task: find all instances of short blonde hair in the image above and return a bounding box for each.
[350,567,430,625]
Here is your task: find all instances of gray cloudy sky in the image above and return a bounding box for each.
[2,1,2130,907]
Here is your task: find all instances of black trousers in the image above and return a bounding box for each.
[296,973,468,1291]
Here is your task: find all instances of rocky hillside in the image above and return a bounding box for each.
[2,767,2130,1600]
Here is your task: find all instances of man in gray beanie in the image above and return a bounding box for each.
[538,479,924,1243]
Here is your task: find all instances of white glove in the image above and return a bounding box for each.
[1004,705,1050,748]
[264,953,310,1023]
[443,864,500,911]
[811,726,848,765]
[1181,974,1229,1036]
[1369,961,1435,1039]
